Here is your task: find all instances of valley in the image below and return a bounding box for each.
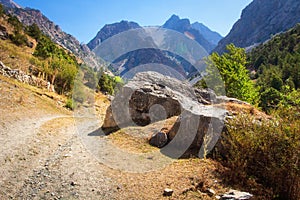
[0,0,299,199]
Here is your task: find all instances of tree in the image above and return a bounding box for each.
[9,31,28,46]
[98,73,114,95]
[0,4,4,17]
[205,44,258,104]
[26,23,42,40]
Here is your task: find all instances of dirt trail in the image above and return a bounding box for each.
[0,77,234,200]
[0,77,117,199]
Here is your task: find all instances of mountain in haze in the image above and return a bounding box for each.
[87,20,141,50]
[191,22,223,46]
[0,0,102,69]
[88,14,222,54]
[214,0,300,53]
[88,15,221,77]
[162,14,217,53]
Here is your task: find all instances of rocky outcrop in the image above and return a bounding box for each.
[101,74,184,133]
[0,25,8,40]
[0,61,49,89]
[101,71,229,158]
[214,0,300,53]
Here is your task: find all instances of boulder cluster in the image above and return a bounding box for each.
[101,72,248,158]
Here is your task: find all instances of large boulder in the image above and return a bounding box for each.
[101,71,228,158]
[102,71,200,133]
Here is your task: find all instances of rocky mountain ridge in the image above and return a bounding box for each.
[87,20,140,50]
[191,22,223,46]
[88,14,222,54]
[162,15,218,53]
[0,0,102,69]
[214,0,300,53]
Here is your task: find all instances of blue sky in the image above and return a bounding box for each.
[13,0,252,43]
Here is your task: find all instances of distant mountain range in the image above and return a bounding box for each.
[214,0,300,53]
[88,14,222,54]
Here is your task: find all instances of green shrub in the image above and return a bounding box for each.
[217,106,300,200]
[98,73,115,95]
[26,23,42,40]
[65,98,74,110]
[9,31,28,46]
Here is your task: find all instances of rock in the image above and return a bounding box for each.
[149,131,168,148]
[70,181,77,186]
[101,72,228,158]
[102,72,186,134]
[205,188,216,197]
[0,25,8,40]
[163,188,173,196]
[194,88,217,105]
[220,189,253,200]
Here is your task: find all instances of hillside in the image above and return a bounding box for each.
[247,23,300,110]
[214,0,300,53]
[0,6,80,95]
[0,0,102,69]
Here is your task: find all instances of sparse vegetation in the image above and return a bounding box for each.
[218,105,300,200]
[65,98,74,110]
[9,30,28,46]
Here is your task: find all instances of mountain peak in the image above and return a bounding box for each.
[0,0,21,9]
[163,15,191,31]
[169,14,180,21]
[87,20,141,50]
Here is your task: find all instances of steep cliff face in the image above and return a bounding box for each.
[87,20,140,50]
[0,0,102,69]
[214,0,300,53]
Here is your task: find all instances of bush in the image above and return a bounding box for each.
[98,73,115,95]
[217,107,300,200]
[9,31,28,46]
[26,23,42,40]
[65,98,74,110]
